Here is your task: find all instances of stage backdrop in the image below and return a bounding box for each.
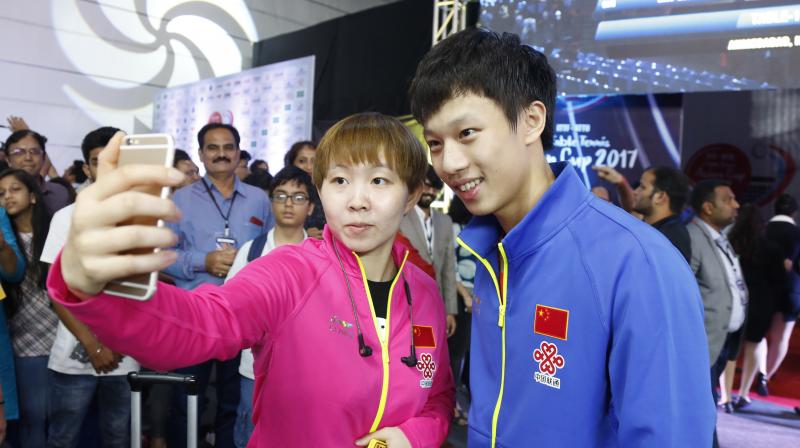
[152,56,315,173]
[682,89,800,209]
[548,93,683,200]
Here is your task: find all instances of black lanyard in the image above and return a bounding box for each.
[715,239,735,267]
[202,179,237,236]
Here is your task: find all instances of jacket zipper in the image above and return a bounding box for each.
[354,251,410,432]
[456,238,509,448]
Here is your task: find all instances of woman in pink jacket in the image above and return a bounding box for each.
[46,113,455,447]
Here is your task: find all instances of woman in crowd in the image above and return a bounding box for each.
[0,207,26,446]
[730,204,790,409]
[48,113,454,447]
[284,140,326,237]
[0,169,54,447]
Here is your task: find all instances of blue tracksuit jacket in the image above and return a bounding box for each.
[458,163,716,447]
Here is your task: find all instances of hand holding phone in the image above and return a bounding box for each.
[59,132,185,300]
[103,134,176,300]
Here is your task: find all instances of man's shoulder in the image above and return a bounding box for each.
[686,220,708,240]
[433,209,453,225]
[239,182,269,204]
[172,182,202,202]
[399,211,417,230]
[659,218,689,235]
[767,219,800,235]
[45,179,68,192]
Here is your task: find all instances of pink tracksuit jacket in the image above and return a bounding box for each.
[47,226,454,447]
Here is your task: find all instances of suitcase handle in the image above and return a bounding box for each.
[127,371,199,395]
[129,371,199,448]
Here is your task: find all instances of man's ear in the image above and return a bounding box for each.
[307,202,315,217]
[654,191,667,206]
[81,163,91,180]
[405,185,423,214]
[702,201,714,217]
[520,101,547,147]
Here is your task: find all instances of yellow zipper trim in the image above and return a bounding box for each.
[456,237,509,448]
[354,250,410,433]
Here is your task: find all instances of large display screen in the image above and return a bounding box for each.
[480,1,800,94]
[548,93,683,195]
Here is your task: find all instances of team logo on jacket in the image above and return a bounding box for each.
[328,315,354,338]
[416,353,436,388]
[533,341,565,389]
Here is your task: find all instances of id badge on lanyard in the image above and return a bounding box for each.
[215,226,237,249]
[203,179,239,249]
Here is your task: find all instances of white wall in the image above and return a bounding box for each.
[0,0,400,171]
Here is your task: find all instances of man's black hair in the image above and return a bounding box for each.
[197,123,241,148]
[243,171,273,191]
[690,179,729,215]
[409,27,557,149]
[173,148,192,166]
[240,150,252,162]
[774,193,798,217]
[269,165,316,202]
[251,159,268,174]
[424,164,444,190]
[81,127,120,162]
[650,167,690,215]
[68,160,88,185]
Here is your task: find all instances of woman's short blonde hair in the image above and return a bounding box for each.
[313,112,427,193]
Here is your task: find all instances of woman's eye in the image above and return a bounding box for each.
[372,178,388,185]
[332,177,347,185]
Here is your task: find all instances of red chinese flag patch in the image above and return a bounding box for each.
[413,325,436,348]
[249,216,264,227]
[534,305,569,340]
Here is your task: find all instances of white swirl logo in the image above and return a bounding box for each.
[52,0,258,131]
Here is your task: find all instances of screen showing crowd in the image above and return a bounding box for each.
[480,0,800,94]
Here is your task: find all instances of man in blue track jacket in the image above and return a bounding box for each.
[409,28,716,447]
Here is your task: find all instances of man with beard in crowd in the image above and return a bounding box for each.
[400,165,458,337]
[632,167,692,262]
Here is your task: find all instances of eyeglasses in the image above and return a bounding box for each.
[272,192,309,204]
[8,147,43,158]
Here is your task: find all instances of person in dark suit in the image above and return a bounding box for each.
[632,166,692,262]
[760,193,800,394]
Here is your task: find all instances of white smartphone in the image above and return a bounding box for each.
[103,134,175,301]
